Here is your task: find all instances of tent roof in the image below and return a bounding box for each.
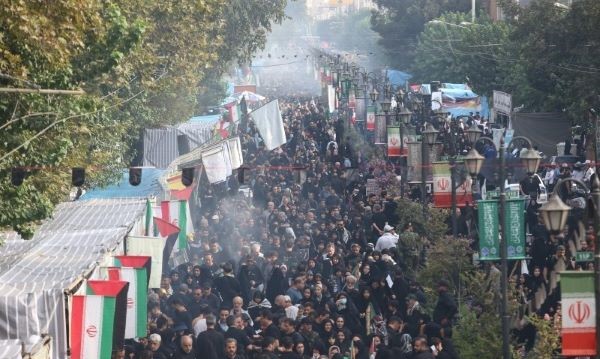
[81,168,164,199]
[0,198,145,294]
[0,198,145,358]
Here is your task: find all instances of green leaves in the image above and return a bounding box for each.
[0,0,288,237]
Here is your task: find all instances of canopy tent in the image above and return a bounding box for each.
[0,199,146,359]
[386,69,412,87]
[81,168,164,200]
[409,83,490,118]
[143,115,220,168]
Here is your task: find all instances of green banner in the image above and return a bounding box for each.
[478,200,500,260]
[576,251,594,262]
[505,198,526,260]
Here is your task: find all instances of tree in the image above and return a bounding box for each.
[413,14,504,93]
[370,0,472,69]
[0,0,290,237]
[500,0,600,121]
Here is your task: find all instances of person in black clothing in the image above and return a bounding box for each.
[214,263,242,308]
[259,311,281,340]
[279,337,302,359]
[412,336,435,359]
[196,314,224,359]
[172,335,197,359]
[225,315,251,353]
[433,280,457,327]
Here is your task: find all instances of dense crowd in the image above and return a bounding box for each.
[120,92,593,359]
[121,98,458,359]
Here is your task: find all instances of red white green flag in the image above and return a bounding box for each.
[561,271,596,356]
[107,266,148,338]
[159,200,193,250]
[160,200,194,250]
[71,280,129,359]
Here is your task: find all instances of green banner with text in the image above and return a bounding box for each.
[478,200,500,260]
[504,198,526,260]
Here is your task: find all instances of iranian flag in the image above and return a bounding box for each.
[561,271,596,356]
[159,200,193,250]
[71,280,129,359]
[432,161,472,208]
[107,266,148,338]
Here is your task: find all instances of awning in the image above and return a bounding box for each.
[0,198,145,359]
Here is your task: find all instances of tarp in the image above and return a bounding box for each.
[0,199,145,359]
[387,69,413,87]
[81,168,164,200]
[0,340,21,359]
[512,112,571,157]
[143,115,220,168]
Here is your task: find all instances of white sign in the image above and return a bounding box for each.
[493,90,512,115]
[431,91,443,111]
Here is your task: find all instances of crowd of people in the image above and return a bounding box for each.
[119,87,594,359]
[122,97,459,359]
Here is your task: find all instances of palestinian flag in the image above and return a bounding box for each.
[154,216,180,273]
[160,200,193,250]
[561,271,596,356]
[71,280,128,359]
[107,265,149,338]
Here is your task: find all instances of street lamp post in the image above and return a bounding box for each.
[398,108,412,198]
[539,176,600,359]
[422,123,440,213]
[463,134,541,359]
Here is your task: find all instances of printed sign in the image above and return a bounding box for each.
[504,198,526,259]
[387,126,401,157]
[576,252,594,262]
[366,179,381,197]
[375,114,387,144]
[478,200,500,260]
[493,90,512,115]
[432,161,473,208]
[366,106,376,131]
[561,271,596,356]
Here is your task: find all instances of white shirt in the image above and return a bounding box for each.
[285,305,299,320]
[193,318,207,337]
[375,232,399,251]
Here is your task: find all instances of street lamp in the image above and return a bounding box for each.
[539,193,571,234]
[380,99,392,114]
[370,89,379,103]
[539,175,600,358]
[520,148,542,175]
[464,134,539,359]
[422,124,440,146]
[399,109,412,125]
[464,148,485,178]
[465,124,483,145]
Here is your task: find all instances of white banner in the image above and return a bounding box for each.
[250,99,287,150]
[202,145,228,183]
[493,90,512,115]
[227,137,243,170]
[328,85,336,113]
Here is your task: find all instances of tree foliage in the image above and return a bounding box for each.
[370,0,472,69]
[406,0,600,123]
[0,0,288,236]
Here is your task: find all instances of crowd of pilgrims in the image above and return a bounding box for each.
[124,97,460,359]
